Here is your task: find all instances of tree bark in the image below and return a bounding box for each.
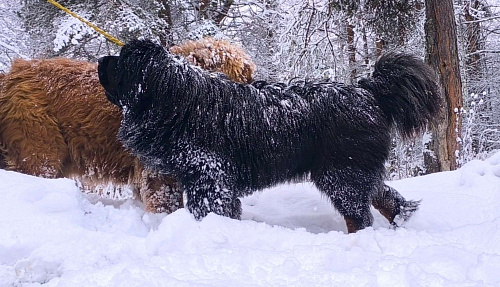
[199,0,234,25]
[375,38,385,57]
[346,19,356,82]
[464,0,483,77]
[157,0,173,47]
[424,0,464,172]
[362,26,369,66]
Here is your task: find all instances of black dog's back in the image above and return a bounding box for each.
[166,76,391,192]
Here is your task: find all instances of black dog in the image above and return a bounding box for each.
[98,40,441,233]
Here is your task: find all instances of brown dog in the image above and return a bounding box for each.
[170,37,255,84]
[0,73,4,170]
[0,38,254,213]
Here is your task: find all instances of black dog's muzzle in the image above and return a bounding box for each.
[98,56,121,106]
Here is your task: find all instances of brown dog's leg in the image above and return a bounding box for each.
[134,166,183,213]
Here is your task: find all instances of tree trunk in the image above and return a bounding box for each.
[464,0,482,73]
[199,0,234,25]
[157,0,173,47]
[375,38,385,57]
[362,26,369,66]
[424,0,464,172]
[346,19,356,82]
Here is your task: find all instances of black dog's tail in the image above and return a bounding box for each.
[359,53,442,138]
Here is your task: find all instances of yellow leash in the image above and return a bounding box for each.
[45,0,124,46]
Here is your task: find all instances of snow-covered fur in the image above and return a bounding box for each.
[170,37,255,84]
[98,40,441,233]
[0,39,255,214]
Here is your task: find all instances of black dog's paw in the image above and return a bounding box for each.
[191,207,210,221]
[189,198,242,221]
[390,199,421,229]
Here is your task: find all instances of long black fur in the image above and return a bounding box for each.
[98,40,441,232]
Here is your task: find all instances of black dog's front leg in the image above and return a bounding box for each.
[172,144,241,220]
[184,181,241,220]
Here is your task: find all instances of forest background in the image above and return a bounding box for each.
[1,0,499,179]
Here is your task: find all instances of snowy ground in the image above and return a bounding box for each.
[1,153,500,286]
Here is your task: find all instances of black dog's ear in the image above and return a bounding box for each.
[98,56,120,106]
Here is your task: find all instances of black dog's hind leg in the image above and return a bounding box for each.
[312,167,377,233]
[372,184,420,228]
[172,145,241,220]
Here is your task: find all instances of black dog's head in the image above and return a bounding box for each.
[98,39,168,109]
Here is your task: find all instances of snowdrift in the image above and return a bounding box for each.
[1,153,500,286]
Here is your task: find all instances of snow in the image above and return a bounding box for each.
[53,12,96,53]
[2,153,500,286]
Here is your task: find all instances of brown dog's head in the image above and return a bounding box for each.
[170,37,255,84]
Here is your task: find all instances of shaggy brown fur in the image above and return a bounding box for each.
[170,37,255,84]
[0,73,4,170]
[0,38,254,213]
[0,58,182,212]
